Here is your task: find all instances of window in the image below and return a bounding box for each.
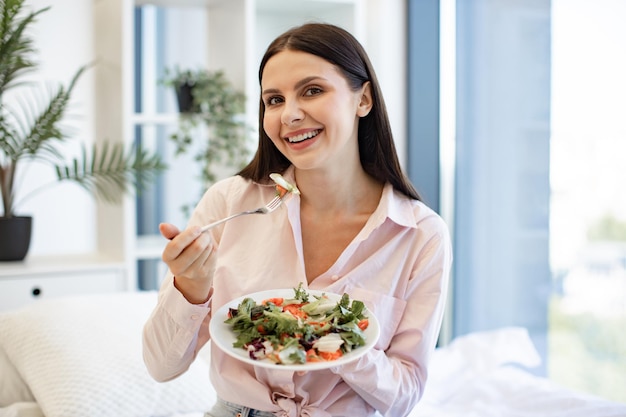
[134,5,209,289]
[549,0,626,401]
[409,0,626,403]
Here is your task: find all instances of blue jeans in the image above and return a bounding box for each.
[204,398,276,417]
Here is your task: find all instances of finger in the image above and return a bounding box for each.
[159,222,181,240]
[181,247,212,280]
[198,239,216,269]
[166,230,212,274]
[189,233,214,267]
[162,227,202,263]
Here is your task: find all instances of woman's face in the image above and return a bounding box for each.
[261,50,371,173]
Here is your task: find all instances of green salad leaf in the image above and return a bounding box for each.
[223,284,370,365]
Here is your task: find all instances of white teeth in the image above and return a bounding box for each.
[287,130,319,143]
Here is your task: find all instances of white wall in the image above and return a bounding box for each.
[14,0,97,256]
[364,0,408,168]
[20,0,407,258]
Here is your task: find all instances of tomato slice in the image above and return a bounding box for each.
[262,297,284,306]
[357,319,369,331]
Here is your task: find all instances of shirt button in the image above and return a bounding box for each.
[331,274,339,281]
[191,314,200,320]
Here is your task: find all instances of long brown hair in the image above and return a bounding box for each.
[238,23,420,201]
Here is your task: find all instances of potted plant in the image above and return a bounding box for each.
[160,66,251,213]
[0,0,166,261]
[161,67,202,114]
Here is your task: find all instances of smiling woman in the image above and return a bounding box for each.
[259,49,372,178]
[143,22,452,417]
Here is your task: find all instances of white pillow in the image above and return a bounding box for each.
[0,348,35,406]
[0,291,215,417]
[0,402,45,417]
[421,327,542,404]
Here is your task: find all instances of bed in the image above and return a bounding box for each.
[1,291,624,417]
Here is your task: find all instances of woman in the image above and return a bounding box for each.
[143,23,452,417]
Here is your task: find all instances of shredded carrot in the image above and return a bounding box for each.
[306,349,323,362]
[283,303,308,318]
[276,185,288,198]
[318,350,343,361]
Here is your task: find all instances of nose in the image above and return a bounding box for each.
[280,98,304,126]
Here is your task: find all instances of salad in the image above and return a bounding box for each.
[270,173,300,198]
[224,285,370,365]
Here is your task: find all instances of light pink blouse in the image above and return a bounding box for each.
[143,168,452,417]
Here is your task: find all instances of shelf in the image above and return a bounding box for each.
[136,0,357,12]
[257,0,357,14]
[135,234,166,260]
[135,0,223,7]
[92,0,363,291]
[131,112,179,125]
[0,254,125,278]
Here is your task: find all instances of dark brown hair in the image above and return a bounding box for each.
[238,23,420,200]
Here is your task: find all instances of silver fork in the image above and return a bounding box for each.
[199,195,284,233]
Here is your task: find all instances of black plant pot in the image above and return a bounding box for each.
[175,82,200,114]
[0,216,32,261]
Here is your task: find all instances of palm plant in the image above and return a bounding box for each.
[0,0,166,219]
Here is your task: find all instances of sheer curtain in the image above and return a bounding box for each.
[408,0,552,370]
[452,0,552,370]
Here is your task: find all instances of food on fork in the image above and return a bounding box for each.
[270,173,300,198]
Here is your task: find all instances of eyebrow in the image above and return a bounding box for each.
[261,76,326,96]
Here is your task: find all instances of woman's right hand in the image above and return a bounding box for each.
[159,223,216,304]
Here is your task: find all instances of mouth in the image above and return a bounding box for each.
[285,129,321,143]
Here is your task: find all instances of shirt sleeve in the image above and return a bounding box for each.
[142,275,212,382]
[330,215,452,416]
[142,179,234,382]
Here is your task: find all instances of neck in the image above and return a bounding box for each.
[294,167,383,215]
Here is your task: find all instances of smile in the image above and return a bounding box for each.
[286,129,320,143]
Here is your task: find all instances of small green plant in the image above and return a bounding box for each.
[0,0,166,218]
[160,67,251,188]
[587,213,626,242]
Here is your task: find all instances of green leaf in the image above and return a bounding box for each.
[0,0,49,95]
[0,2,163,216]
[161,66,251,204]
[53,142,166,204]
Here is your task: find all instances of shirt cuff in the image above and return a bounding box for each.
[159,276,211,330]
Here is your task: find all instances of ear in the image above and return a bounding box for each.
[356,81,373,117]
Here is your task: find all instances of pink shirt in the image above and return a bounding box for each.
[143,168,452,417]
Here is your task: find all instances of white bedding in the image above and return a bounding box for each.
[0,292,624,417]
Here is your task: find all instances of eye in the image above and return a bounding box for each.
[304,86,323,97]
[265,96,284,106]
